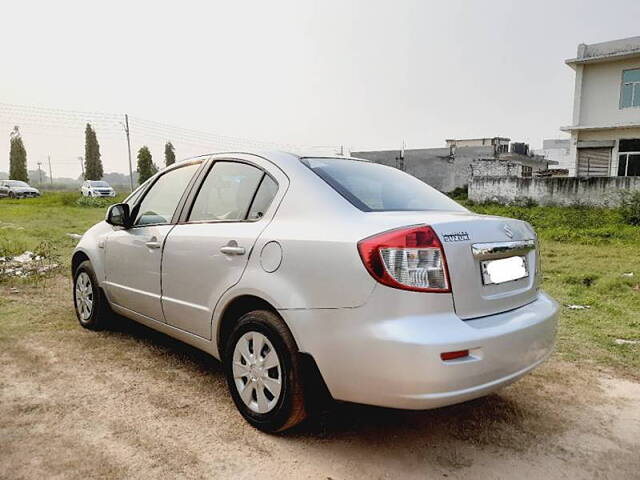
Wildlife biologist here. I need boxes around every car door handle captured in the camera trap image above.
[145,238,162,249]
[220,240,246,255]
[220,246,246,255]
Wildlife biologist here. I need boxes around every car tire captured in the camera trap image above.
[224,310,307,433]
[73,260,111,331]
[8,192,15,199]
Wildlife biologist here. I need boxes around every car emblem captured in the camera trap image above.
[503,224,514,239]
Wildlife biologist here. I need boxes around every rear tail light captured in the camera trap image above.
[358,225,451,292]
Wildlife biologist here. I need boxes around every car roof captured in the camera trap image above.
[172,150,365,172]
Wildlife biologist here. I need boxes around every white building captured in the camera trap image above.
[534,139,573,176]
[562,36,640,177]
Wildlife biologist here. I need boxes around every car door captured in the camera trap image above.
[103,162,201,321]
[161,156,286,339]
[0,181,7,197]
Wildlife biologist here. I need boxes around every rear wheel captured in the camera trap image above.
[224,310,307,432]
[8,192,15,199]
[73,260,111,330]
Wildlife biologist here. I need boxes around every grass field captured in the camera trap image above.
[1,192,639,378]
[0,191,127,259]
[467,202,640,376]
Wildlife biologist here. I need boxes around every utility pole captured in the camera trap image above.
[47,155,53,185]
[37,161,43,184]
[124,114,134,191]
[396,140,406,171]
[79,156,85,179]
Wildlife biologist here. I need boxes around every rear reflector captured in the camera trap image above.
[440,350,469,361]
[358,225,450,292]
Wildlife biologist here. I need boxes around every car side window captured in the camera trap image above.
[134,163,199,226]
[189,161,264,222]
[247,175,278,220]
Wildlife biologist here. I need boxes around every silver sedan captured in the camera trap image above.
[71,152,558,432]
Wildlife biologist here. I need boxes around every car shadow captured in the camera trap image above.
[103,312,567,448]
[105,312,223,374]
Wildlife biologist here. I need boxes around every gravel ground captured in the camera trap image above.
[1,278,639,479]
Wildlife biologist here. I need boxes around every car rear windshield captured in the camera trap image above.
[302,158,467,212]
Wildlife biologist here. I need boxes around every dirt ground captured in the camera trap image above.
[1,278,639,480]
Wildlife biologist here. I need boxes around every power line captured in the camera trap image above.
[0,101,338,153]
[0,101,342,178]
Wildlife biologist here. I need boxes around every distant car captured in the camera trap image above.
[0,180,41,199]
[81,180,116,197]
[72,151,558,433]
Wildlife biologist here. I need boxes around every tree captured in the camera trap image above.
[164,141,176,166]
[9,126,28,182]
[137,146,158,184]
[84,123,104,180]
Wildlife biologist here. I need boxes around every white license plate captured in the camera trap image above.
[481,256,528,285]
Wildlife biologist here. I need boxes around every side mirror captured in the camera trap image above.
[106,203,131,228]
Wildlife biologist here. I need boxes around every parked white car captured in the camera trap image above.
[72,152,558,432]
[81,180,116,197]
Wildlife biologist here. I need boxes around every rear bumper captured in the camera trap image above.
[282,289,558,410]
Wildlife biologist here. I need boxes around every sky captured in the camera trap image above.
[1,0,640,179]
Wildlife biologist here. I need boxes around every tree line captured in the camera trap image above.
[8,124,176,185]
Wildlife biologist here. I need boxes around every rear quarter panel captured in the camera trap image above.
[229,158,379,310]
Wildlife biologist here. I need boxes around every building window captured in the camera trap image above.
[620,69,640,109]
[618,139,640,176]
[521,166,533,177]
[618,154,640,176]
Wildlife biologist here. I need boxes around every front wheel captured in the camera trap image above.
[73,260,111,330]
[224,310,307,432]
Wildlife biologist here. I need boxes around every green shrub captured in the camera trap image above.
[58,192,79,206]
[512,197,538,208]
[75,196,117,208]
[619,191,640,226]
[461,201,640,245]
[447,186,468,201]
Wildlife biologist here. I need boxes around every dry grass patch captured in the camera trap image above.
[1,276,639,478]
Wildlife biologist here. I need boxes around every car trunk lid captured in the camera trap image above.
[432,216,538,319]
[363,211,539,319]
